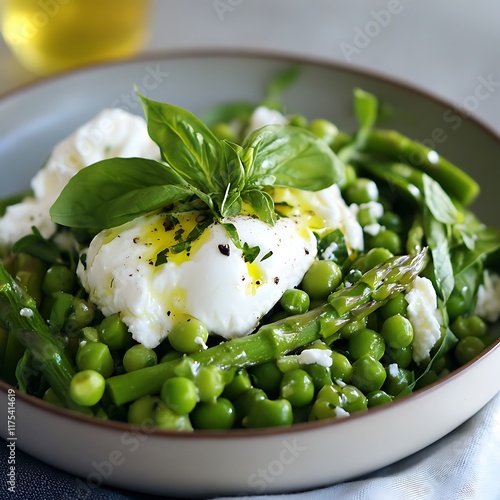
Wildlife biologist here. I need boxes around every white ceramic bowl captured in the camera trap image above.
[0,51,499,498]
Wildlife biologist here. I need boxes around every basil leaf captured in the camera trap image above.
[451,226,500,275]
[243,125,345,191]
[12,227,65,265]
[338,88,378,162]
[139,94,222,192]
[422,174,462,225]
[241,189,277,226]
[50,158,191,229]
[220,189,242,218]
[219,140,246,192]
[424,211,455,302]
[263,66,301,109]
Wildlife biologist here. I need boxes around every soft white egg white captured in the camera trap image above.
[78,213,317,348]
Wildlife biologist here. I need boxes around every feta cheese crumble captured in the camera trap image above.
[0,109,159,246]
[474,270,500,322]
[297,348,333,368]
[405,276,442,363]
[78,213,317,348]
[246,106,288,134]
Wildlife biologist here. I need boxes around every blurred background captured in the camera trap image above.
[1,0,499,133]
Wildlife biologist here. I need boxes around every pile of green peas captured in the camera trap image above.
[21,114,498,430]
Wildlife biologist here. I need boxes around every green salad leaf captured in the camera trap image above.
[51,93,344,232]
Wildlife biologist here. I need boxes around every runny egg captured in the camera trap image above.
[78,213,317,348]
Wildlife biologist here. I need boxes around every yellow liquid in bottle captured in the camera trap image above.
[1,0,151,74]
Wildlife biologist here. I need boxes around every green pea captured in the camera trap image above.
[351,355,387,393]
[379,211,402,234]
[161,377,198,415]
[301,260,343,300]
[233,388,267,422]
[345,178,379,205]
[76,341,114,378]
[338,317,366,339]
[384,345,412,369]
[249,361,282,398]
[339,384,368,413]
[280,289,310,315]
[369,229,401,255]
[309,385,346,420]
[65,297,95,332]
[348,328,385,360]
[43,387,63,407]
[154,402,193,431]
[168,316,209,354]
[330,351,353,382]
[69,370,105,406]
[211,123,238,142]
[80,326,100,343]
[222,369,252,400]
[446,291,469,321]
[196,365,225,403]
[160,350,183,363]
[279,369,315,408]
[288,114,308,128]
[357,205,378,227]
[123,344,158,373]
[362,247,393,273]
[451,315,487,340]
[382,364,413,396]
[42,265,75,295]
[99,314,133,350]
[366,390,393,407]
[243,398,293,428]
[379,293,407,320]
[128,395,158,426]
[191,398,235,430]
[455,336,485,365]
[381,314,414,348]
[308,118,338,145]
[304,364,332,391]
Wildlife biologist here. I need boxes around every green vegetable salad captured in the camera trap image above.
[1,68,499,430]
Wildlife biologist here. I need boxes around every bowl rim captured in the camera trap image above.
[1,47,498,140]
[1,48,499,440]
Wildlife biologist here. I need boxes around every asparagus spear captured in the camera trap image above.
[106,250,427,406]
[0,262,92,415]
[361,129,479,206]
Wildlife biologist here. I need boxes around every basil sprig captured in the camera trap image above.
[50,94,344,230]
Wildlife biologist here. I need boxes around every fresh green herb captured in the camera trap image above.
[50,94,344,234]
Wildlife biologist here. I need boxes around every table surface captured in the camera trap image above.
[0,1,499,499]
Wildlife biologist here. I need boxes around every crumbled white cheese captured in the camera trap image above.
[405,277,442,363]
[387,363,399,377]
[358,201,384,220]
[333,406,350,418]
[19,307,34,317]
[363,223,383,236]
[246,106,288,134]
[0,109,159,246]
[297,348,333,368]
[79,213,317,348]
[474,270,500,322]
[271,184,364,252]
